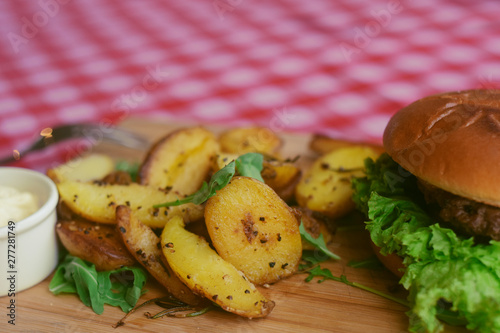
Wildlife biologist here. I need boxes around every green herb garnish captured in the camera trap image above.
[299,244,408,307]
[154,153,264,208]
[234,152,264,182]
[299,221,340,260]
[49,254,147,314]
[304,266,410,307]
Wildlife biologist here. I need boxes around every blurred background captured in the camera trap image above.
[0,0,499,170]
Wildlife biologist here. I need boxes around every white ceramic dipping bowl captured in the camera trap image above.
[0,167,59,296]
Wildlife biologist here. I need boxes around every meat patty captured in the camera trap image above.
[418,180,500,241]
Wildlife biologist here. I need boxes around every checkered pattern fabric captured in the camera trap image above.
[1,0,499,170]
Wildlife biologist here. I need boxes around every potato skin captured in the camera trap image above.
[139,127,219,195]
[161,215,274,318]
[115,206,204,306]
[295,146,381,218]
[205,176,302,285]
[56,219,136,271]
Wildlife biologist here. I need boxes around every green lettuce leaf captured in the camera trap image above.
[352,154,500,333]
[49,254,147,314]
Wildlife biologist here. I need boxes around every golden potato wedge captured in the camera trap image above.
[161,215,275,318]
[47,153,115,183]
[205,176,302,285]
[295,146,381,218]
[261,160,301,202]
[309,134,385,155]
[57,181,203,228]
[218,127,282,156]
[56,219,136,271]
[115,206,204,306]
[139,127,219,195]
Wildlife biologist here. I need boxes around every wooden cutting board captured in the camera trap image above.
[3,118,467,333]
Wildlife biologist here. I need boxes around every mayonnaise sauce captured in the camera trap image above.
[0,185,38,227]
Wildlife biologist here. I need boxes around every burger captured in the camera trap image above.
[352,89,500,333]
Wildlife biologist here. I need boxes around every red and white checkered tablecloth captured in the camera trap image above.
[1,0,499,171]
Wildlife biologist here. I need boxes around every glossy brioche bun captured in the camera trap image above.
[383,89,500,207]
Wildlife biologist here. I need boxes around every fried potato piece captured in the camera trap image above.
[57,181,203,228]
[161,215,275,318]
[205,176,302,285]
[47,153,115,183]
[139,127,219,195]
[218,127,282,156]
[115,206,204,306]
[295,146,381,218]
[261,160,301,202]
[309,134,385,155]
[56,219,136,271]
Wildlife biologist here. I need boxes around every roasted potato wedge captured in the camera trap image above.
[57,181,203,228]
[115,206,204,306]
[218,127,282,156]
[47,153,115,183]
[205,176,302,285]
[309,134,385,155]
[56,219,136,271]
[161,215,275,318]
[139,127,219,195]
[295,146,381,218]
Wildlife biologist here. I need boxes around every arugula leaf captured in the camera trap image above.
[154,153,264,208]
[299,221,340,260]
[303,266,410,307]
[235,152,264,182]
[49,254,147,314]
[300,249,327,267]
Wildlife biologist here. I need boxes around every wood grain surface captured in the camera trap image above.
[2,118,467,333]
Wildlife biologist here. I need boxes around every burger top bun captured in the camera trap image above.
[383,89,500,207]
